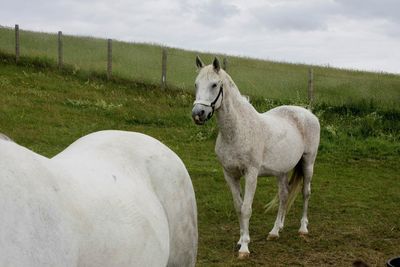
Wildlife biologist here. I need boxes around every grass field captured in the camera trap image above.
[1,25,400,109]
[0,60,399,266]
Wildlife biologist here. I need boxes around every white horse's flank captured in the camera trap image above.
[192,57,320,258]
[0,130,197,266]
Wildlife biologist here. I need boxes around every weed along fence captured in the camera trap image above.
[1,24,399,108]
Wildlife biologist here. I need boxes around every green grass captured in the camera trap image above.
[1,25,399,109]
[0,61,399,266]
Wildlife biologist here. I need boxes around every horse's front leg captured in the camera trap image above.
[223,170,243,247]
[237,167,258,259]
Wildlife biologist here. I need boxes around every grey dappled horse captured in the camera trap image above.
[192,57,320,258]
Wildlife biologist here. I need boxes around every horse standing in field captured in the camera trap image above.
[191,57,320,258]
[0,131,197,267]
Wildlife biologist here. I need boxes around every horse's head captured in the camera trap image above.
[192,56,224,125]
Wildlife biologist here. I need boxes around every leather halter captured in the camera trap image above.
[193,84,224,120]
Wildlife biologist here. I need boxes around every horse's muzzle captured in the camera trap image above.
[192,112,206,125]
[193,116,205,125]
[192,105,211,125]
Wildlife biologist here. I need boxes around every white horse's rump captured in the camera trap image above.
[192,57,320,258]
[0,131,197,267]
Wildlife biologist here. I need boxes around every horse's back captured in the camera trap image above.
[0,134,175,267]
[0,141,81,266]
[54,130,198,267]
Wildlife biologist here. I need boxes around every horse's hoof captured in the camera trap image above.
[298,231,308,237]
[267,234,279,241]
[298,231,310,242]
[238,252,250,259]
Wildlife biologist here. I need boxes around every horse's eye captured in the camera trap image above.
[211,83,217,88]
[195,83,197,89]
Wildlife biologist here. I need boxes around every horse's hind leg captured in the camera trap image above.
[299,153,316,235]
[268,173,289,240]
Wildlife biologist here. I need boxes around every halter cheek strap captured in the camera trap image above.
[193,85,224,120]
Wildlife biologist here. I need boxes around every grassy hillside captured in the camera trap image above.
[0,61,399,266]
[1,25,399,108]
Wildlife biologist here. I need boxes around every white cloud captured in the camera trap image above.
[248,1,336,32]
[0,0,399,73]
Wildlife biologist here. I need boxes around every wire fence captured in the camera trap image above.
[0,24,399,108]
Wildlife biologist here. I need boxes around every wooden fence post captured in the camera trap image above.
[15,24,20,64]
[107,39,112,80]
[58,31,63,70]
[222,57,228,71]
[308,68,314,106]
[161,48,167,90]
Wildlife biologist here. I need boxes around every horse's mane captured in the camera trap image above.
[221,71,251,104]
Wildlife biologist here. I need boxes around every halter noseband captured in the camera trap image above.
[193,83,224,120]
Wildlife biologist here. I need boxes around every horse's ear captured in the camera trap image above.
[196,56,204,69]
[213,57,220,73]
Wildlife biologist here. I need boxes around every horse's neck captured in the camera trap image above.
[216,77,259,141]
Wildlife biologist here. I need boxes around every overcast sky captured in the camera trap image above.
[1,0,399,73]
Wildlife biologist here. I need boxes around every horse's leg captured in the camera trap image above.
[237,167,258,258]
[299,155,316,235]
[268,173,289,240]
[223,170,243,247]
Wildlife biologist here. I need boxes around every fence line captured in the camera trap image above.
[161,47,167,90]
[58,31,63,69]
[14,24,19,63]
[5,24,394,104]
[222,58,228,71]
[308,68,314,106]
[107,39,112,80]
[8,24,314,97]
[228,61,304,75]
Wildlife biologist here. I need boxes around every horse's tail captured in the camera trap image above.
[264,160,303,213]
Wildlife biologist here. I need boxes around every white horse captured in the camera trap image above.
[0,130,197,267]
[191,57,320,258]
